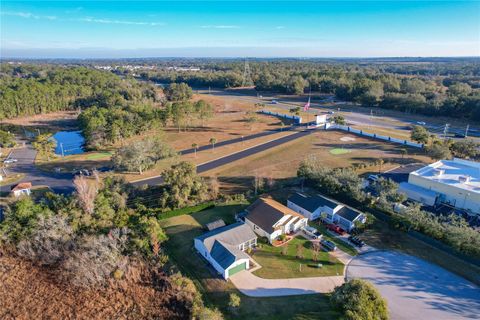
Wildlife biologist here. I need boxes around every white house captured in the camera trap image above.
[194,222,257,280]
[288,193,366,231]
[399,158,480,215]
[287,193,343,221]
[10,182,32,197]
[244,197,308,243]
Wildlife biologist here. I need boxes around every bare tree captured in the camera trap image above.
[73,172,99,215]
[312,242,321,262]
[208,176,220,200]
[17,215,74,266]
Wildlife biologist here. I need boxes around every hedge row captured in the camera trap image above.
[158,202,216,221]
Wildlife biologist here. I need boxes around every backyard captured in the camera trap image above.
[159,204,339,320]
[252,236,344,279]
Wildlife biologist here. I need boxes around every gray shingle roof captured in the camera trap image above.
[336,206,362,222]
[195,222,256,269]
[288,193,339,212]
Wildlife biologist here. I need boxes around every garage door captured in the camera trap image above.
[228,262,246,277]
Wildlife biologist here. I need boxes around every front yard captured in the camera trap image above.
[159,204,339,320]
[252,236,344,279]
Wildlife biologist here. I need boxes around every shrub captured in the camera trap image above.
[17,215,74,266]
[228,293,241,313]
[331,279,389,320]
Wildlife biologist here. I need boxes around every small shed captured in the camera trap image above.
[206,219,226,231]
[11,182,32,197]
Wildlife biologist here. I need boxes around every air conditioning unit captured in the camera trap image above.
[458,175,471,183]
[433,169,445,176]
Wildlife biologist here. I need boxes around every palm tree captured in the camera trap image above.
[209,138,217,151]
[192,143,198,158]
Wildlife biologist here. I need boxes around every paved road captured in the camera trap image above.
[229,270,344,297]
[347,250,480,320]
[200,89,480,139]
[3,125,309,192]
[2,143,74,194]
[131,128,314,187]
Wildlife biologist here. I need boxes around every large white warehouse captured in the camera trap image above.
[399,158,480,215]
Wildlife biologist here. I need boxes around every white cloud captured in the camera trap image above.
[76,17,164,26]
[1,11,57,20]
[200,25,240,29]
[1,11,163,26]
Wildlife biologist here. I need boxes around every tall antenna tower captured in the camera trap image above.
[241,58,254,87]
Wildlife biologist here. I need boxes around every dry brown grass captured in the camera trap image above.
[204,130,431,192]
[0,252,192,320]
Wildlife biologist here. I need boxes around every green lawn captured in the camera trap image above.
[252,237,344,279]
[329,148,351,155]
[312,223,358,256]
[160,204,339,320]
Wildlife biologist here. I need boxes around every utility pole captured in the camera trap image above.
[443,123,450,140]
[465,124,470,138]
[241,58,253,87]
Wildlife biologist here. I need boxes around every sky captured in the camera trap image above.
[1,1,479,58]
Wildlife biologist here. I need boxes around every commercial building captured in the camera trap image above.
[399,158,480,215]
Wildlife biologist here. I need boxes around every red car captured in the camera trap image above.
[326,224,346,235]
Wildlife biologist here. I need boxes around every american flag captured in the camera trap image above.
[303,96,311,111]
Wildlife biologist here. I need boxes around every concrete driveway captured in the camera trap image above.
[229,270,344,297]
[347,251,480,320]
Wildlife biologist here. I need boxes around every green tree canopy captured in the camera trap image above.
[331,279,389,320]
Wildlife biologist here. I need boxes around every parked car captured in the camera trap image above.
[320,239,337,251]
[328,111,335,114]
[326,224,346,235]
[348,236,365,247]
[3,158,18,164]
[416,121,426,125]
[302,226,323,240]
[271,99,278,104]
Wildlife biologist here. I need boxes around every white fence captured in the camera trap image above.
[259,110,302,124]
[327,124,424,149]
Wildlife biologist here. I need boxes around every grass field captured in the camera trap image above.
[160,204,339,320]
[205,130,431,193]
[252,237,344,279]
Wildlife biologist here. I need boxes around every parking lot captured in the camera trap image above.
[347,250,480,320]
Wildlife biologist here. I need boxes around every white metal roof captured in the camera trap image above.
[411,158,480,194]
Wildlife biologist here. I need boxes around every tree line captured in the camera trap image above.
[137,60,480,121]
[0,64,160,119]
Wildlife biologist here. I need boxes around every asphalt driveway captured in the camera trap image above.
[347,251,480,320]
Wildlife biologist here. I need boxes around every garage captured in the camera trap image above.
[228,262,246,277]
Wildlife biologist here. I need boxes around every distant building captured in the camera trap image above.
[244,197,308,243]
[194,222,257,280]
[287,193,366,231]
[399,158,480,215]
[10,182,32,197]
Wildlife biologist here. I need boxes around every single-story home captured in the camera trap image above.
[287,193,343,221]
[287,193,366,232]
[244,197,308,243]
[194,222,257,280]
[10,182,32,197]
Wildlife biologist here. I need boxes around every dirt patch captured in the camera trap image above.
[1,111,79,133]
[0,252,192,320]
